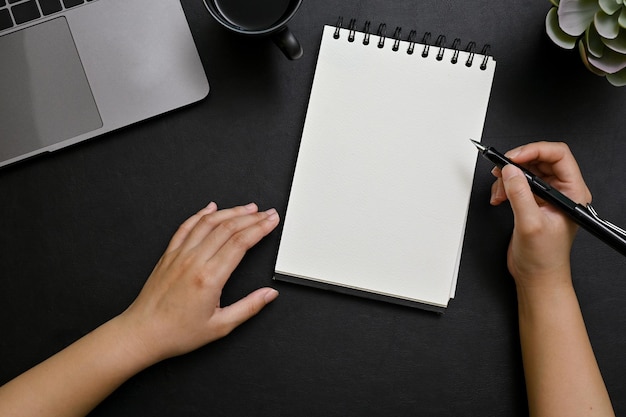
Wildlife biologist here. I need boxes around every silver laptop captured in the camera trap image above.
[0,0,209,168]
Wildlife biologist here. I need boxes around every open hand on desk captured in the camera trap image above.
[119,202,280,364]
[0,202,280,417]
[488,142,592,288]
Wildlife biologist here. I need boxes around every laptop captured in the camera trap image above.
[0,0,210,168]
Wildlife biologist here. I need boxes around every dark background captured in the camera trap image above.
[2,0,626,416]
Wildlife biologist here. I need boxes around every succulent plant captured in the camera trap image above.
[546,0,626,86]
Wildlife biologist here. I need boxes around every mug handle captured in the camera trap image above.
[272,26,303,60]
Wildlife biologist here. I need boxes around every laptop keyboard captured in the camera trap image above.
[0,0,96,33]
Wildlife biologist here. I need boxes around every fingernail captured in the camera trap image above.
[265,209,279,223]
[264,288,279,303]
[490,188,499,205]
[501,164,521,179]
[245,203,257,212]
[505,149,521,160]
[202,201,217,212]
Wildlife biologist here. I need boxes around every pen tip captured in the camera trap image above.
[469,139,486,151]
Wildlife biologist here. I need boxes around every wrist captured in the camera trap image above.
[508,250,573,291]
[106,312,166,372]
[515,276,576,317]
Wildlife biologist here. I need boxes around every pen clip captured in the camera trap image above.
[586,204,626,238]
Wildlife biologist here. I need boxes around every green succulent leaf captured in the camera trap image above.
[549,0,626,85]
[599,0,622,14]
[602,28,626,52]
[547,7,579,49]
[606,66,626,85]
[587,22,606,56]
[558,0,600,36]
[620,7,626,27]
[595,9,621,38]
[586,41,626,72]
[579,41,608,74]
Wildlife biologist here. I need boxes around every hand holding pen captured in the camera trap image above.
[476,141,615,417]
[473,140,626,260]
[481,141,592,285]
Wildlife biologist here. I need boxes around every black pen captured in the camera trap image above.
[471,139,626,257]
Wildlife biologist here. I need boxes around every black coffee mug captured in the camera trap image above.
[203,0,304,60]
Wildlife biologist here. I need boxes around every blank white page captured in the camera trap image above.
[275,25,495,309]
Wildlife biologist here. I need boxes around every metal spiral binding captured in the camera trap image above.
[348,18,356,42]
[464,41,476,67]
[450,38,461,64]
[435,35,446,61]
[376,23,386,48]
[407,30,417,55]
[479,45,491,70]
[333,17,342,39]
[332,16,492,70]
[392,27,402,51]
[362,21,371,45]
[421,32,431,57]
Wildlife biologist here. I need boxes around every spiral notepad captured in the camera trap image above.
[275,19,496,312]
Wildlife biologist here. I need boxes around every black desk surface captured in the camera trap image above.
[2,1,626,416]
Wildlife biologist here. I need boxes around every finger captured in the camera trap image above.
[210,287,279,340]
[501,165,543,233]
[204,209,280,288]
[165,202,218,253]
[505,142,591,204]
[490,177,507,206]
[504,141,569,164]
[179,203,260,252]
[195,209,279,262]
[505,142,581,182]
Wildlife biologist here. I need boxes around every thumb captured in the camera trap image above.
[213,288,279,337]
[501,165,541,229]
